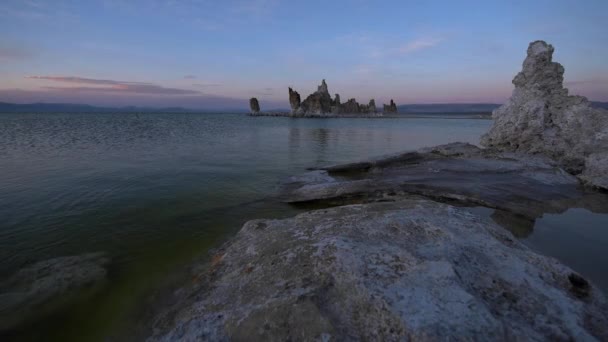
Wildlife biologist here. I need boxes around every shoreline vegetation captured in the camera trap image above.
[2,40,607,340]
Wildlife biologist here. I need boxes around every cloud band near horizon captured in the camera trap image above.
[25,76,201,95]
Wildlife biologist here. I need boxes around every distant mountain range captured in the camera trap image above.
[0,102,242,114]
[1,101,607,114]
[397,102,608,113]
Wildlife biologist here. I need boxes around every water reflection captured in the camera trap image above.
[0,113,497,340]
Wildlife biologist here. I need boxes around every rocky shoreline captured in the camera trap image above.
[2,40,607,340]
[145,41,608,340]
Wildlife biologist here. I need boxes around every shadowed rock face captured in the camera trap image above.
[288,87,301,114]
[148,200,608,341]
[300,79,333,115]
[481,40,608,189]
[384,99,398,113]
[249,98,260,114]
[368,99,377,113]
[341,98,360,113]
[333,93,341,106]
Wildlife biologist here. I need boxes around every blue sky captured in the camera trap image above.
[1,0,607,109]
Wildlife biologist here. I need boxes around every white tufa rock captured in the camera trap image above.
[147,201,608,341]
[481,40,608,189]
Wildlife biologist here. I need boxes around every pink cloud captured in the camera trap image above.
[26,75,200,95]
[25,75,151,86]
[0,88,282,109]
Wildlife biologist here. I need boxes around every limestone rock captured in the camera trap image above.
[287,80,383,117]
[148,201,608,341]
[0,253,110,331]
[481,40,608,189]
[248,97,260,114]
[300,79,333,115]
[384,99,398,113]
[368,99,377,113]
[317,79,328,94]
[333,93,341,106]
[288,87,301,114]
[342,98,360,113]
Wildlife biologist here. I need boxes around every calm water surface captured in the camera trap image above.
[0,113,606,340]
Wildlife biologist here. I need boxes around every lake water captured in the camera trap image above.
[1,113,606,340]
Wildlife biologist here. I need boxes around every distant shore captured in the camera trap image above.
[248,112,492,119]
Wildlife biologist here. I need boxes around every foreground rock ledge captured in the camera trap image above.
[280,142,608,234]
[148,201,607,341]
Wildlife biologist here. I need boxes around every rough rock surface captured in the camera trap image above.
[288,87,301,114]
[148,200,608,341]
[481,41,608,189]
[281,143,608,231]
[333,93,341,106]
[249,97,260,114]
[384,99,398,113]
[342,98,360,114]
[368,99,377,113]
[298,79,333,115]
[0,253,110,331]
[288,80,383,117]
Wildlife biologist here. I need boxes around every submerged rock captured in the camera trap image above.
[481,40,608,189]
[248,97,260,114]
[148,200,608,341]
[0,252,110,331]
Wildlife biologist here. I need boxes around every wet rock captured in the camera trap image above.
[280,142,608,221]
[0,253,110,331]
[384,99,398,113]
[148,201,608,341]
[481,41,608,189]
[248,98,260,114]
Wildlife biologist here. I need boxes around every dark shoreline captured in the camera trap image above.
[248,112,492,119]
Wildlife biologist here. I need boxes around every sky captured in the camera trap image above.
[1,0,607,109]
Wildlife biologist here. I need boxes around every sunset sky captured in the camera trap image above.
[1,0,607,109]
